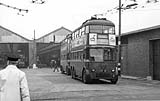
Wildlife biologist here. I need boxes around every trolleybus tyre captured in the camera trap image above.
[111,76,118,84]
[61,70,65,74]
[60,66,65,74]
[66,66,70,75]
[68,67,71,75]
[61,70,64,74]
[82,70,92,84]
[71,67,76,79]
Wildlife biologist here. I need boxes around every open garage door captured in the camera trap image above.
[0,43,29,68]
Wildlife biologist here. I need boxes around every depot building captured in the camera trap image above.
[0,26,71,69]
[120,25,160,81]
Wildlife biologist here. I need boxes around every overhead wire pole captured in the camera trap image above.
[118,0,122,76]
[33,29,37,68]
[92,0,160,75]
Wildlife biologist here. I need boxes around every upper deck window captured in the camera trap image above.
[103,26,115,34]
[89,25,115,34]
[90,25,103,33]
[85,26,89,33]
[81,27,85,35]
[72,32,75,40]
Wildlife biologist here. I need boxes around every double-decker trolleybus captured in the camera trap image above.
[60,34,72,75]
[60,17,118,84]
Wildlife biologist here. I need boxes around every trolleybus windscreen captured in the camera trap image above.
[89,48,115,62]
[90,49,103,62]
[104,48,115,61]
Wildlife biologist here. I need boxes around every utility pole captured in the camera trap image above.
[118,0,122,75]
[33,29,37,68]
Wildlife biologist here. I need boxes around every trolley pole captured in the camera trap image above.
[118,0,122,76]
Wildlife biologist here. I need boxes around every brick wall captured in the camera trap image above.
[121,28,160,78]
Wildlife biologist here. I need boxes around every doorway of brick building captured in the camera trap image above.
[151,39,160,80]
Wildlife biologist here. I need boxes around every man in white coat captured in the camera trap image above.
[0,54,30,101]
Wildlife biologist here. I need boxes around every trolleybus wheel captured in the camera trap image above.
[66,66,69,75]
[66,66,71,75]
[60,66,65,74]
[82,70,91,84]
[71,67,76,79]
[111,76,118,84]
[61,70,65,74]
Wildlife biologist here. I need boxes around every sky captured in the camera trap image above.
[0,0,160,40]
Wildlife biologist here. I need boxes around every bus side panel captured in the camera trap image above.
[70,61,85,77]
[61,60,68,72]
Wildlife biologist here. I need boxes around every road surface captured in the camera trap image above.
[22,68,160,101]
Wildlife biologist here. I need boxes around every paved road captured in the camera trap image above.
[22,68,160,101]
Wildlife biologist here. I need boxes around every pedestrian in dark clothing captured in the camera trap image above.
[50,60,54,69]
[52,60,59,72]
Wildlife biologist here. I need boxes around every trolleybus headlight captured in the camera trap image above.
[111,69,115,72]
[118,67,121,71]
[91,69,96,72]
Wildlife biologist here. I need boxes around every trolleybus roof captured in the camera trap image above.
[82,18,115,26]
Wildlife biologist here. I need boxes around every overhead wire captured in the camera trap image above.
[93,0,160,17]
[0,2,28,12]
[0,0,46,16]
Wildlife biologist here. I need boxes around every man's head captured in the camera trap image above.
[7,54,19,65]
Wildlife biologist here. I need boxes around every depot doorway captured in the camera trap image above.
[150,39,160,80]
